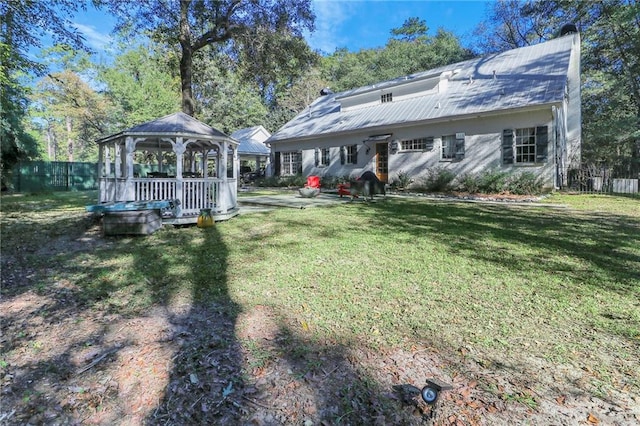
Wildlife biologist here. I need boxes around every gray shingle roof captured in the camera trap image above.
[269,34,576,143]
[231,126,271,155]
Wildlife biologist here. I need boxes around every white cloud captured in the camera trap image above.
[306,0,360,54]
[74,23,113,52]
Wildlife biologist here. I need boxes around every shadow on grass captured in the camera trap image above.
[361,198,640,296]
[3,193,638,424]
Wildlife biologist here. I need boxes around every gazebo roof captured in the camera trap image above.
[97,112,237,146]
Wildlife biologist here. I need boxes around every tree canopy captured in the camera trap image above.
[98,0,316,116]
[1,0,94,187]
[475,0,640,173]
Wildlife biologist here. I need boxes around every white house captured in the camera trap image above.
[267,29,581,190]
[231,125,271,177]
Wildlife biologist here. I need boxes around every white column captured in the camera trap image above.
[174,137,185,178]
[115,144,122,178]
[173,137,185,206]
[124,137,136,200]
[104,145,111,176]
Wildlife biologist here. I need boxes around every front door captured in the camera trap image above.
[376,143,389,183]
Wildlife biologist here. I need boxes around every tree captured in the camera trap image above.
[1,0,93,187]
[99,0,315,117]
[470,0,560,53]
[98,43,181,128]
[320,19,472,92]
[191,48,269,134]
[474,0,640,174]
[391,17,429,42]
[32,69,111,161]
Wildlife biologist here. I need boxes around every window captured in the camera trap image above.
[314,147,330,167]
[400,137,434,151]
[281,151,301,176]
[441,135,456,160]
[381,93,393,103]
[503,127,548,164]
[515,128,537,163]
[340,145,358,165]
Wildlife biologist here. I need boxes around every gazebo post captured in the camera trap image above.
[174,137,185,204]
[125,136,135,200]
[94,112,239,223]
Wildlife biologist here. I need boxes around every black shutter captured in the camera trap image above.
[340,146,345,165]
[352,145,358,164]
[297,151,303,174]
[314,148,319,167]
[502,129,514,164]
[455,134,465,160]
[536,126,548,163]
[425,137,434,151]
[274,152,281,176]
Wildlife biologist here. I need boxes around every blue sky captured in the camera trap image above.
[69,0,491,56]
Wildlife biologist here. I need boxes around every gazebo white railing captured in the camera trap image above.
[95,112,240,223]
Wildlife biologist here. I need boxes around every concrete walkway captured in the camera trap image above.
[237,190,567,215]
[238,192,352,212]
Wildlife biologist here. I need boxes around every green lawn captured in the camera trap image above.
[1,190,639,419]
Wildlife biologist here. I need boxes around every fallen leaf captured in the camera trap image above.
[190,373,199,385]
[222,382,233,398]
[587,413,599,424]
[556,395,566,405]
[467,400,482,409]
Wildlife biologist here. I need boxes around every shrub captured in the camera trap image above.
[477,169,510,193]
[392,171,412,189]
[506,172,543,195]
[456,172,480,193]
[255,175,306,188]
[417,167,456,192]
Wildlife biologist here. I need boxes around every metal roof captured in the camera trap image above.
[231,125,271,155]
[269,34,577,143]
[97,112,233,144]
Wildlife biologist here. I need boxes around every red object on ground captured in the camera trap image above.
[305,175,321,189]
[337,183,357,198]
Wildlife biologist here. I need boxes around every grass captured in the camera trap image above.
[2,190,639,400]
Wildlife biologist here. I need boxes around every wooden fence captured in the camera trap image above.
[567,167,639,194]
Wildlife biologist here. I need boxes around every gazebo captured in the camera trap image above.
[94,112,239,224]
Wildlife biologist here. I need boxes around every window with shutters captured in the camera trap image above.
[314,148,330,167]
[515,128,536,163]
[281,151,302,176]
[341,145,358,165]
[400,137,434,151]
[441,135,456,160]
[503,127,548,164]
[441,134,465,161]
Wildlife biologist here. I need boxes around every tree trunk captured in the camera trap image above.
[179,0,195,116]
[47,123,56,160]
[66,116,74,162]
